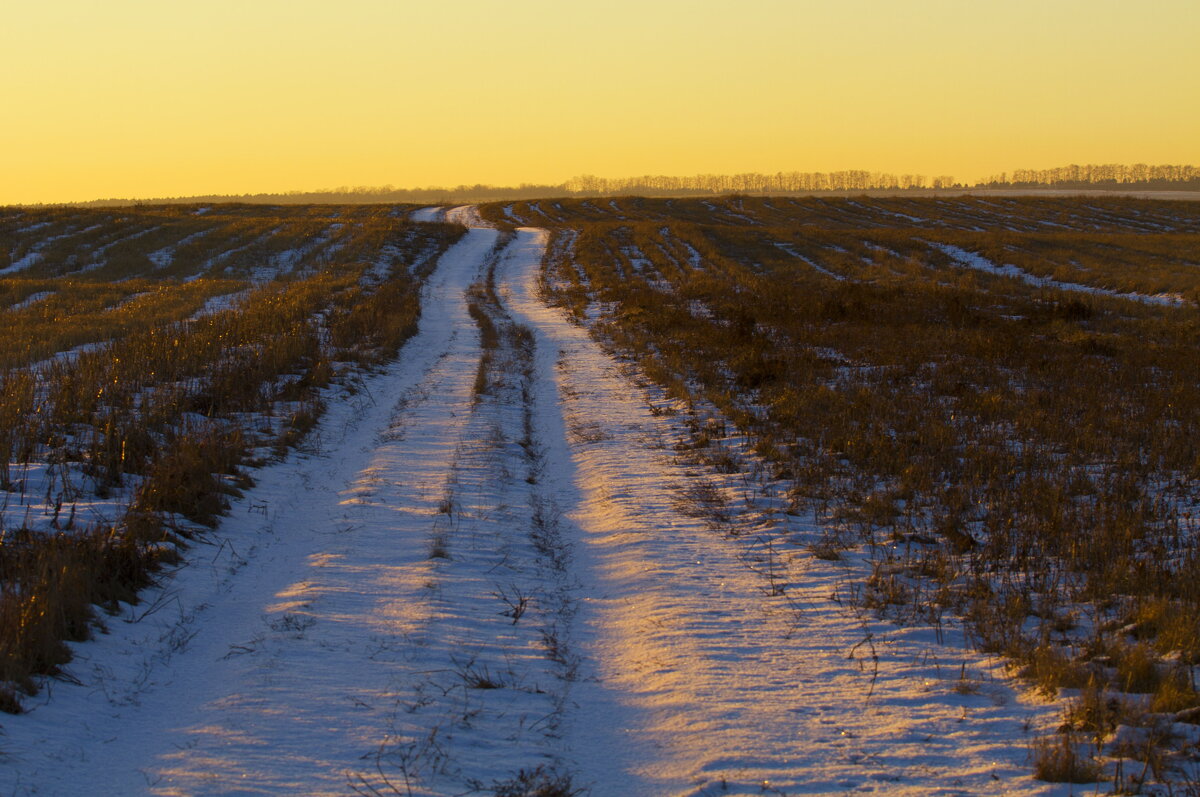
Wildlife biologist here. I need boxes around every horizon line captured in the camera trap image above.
[9,163,1199,208]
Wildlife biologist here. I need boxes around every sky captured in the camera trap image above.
[2,0,1197,204]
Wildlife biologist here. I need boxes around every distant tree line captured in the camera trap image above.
[562,171,955,194]
[36,163,1199,207]
[71,184,567,208]
[565,164,1198,195]
[981,163,1200,190]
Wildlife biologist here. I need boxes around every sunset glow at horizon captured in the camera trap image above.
[3,0,1197,205]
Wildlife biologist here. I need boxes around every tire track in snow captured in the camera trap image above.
[135,229,506,795]
[501,228,820,794]
[353,235,590,795]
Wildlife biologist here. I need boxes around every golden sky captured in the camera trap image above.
[3,0,1197,204]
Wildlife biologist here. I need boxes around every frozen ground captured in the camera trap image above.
[1,213,1075,795]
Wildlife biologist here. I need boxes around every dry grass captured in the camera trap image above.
[1032,731,1103,784]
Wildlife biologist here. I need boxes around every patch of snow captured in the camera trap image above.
[2,225,101,276]
[1,251,43,275]
[620,244,653,275]
[6,291,53,312]
[444,205,491,228]
[931,243,1192,307]
[27,340,109,373]
[204,228,280,276]
[774,242,846,281]
[657,226,705,271]
[409,206,443,223]
[66,226,164,276]
[525,202,554,222]
[187,290,252,320]
[147,229,213,270]
[878,208,925,224]
[0,461,139,536]
[13,221,52,235]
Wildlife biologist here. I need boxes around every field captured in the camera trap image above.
[0,204,464,709]
[482,195,1200,789]
[1,197,1198,794]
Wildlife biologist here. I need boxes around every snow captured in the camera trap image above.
[501,204,523,224]
[69,226,163,275]
[931,243,1192,307]
[445,205,492,228]
[410,207,444,223]
[719,206,760,226]
[234,224,345,283]
[13,221,52,235]
[878,207,926,224]
[1,251,43,275]
[0,212,1077,795]
[201,229,283,280]
[1,228,95,276]
[0,461,137,535]
[146,248,172,269]
[186,289,252,320]
[6,291,53,312]
[147,230,212,271]
[656,226,704,272]
[620,243,654,275]
[27,340,110,373]
[773,242,846,281]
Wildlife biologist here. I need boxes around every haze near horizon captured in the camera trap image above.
[3,0,1197,205]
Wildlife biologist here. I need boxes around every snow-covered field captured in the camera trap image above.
[1,214,1077,795]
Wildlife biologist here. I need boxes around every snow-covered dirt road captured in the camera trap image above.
[1,212,1065,796]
